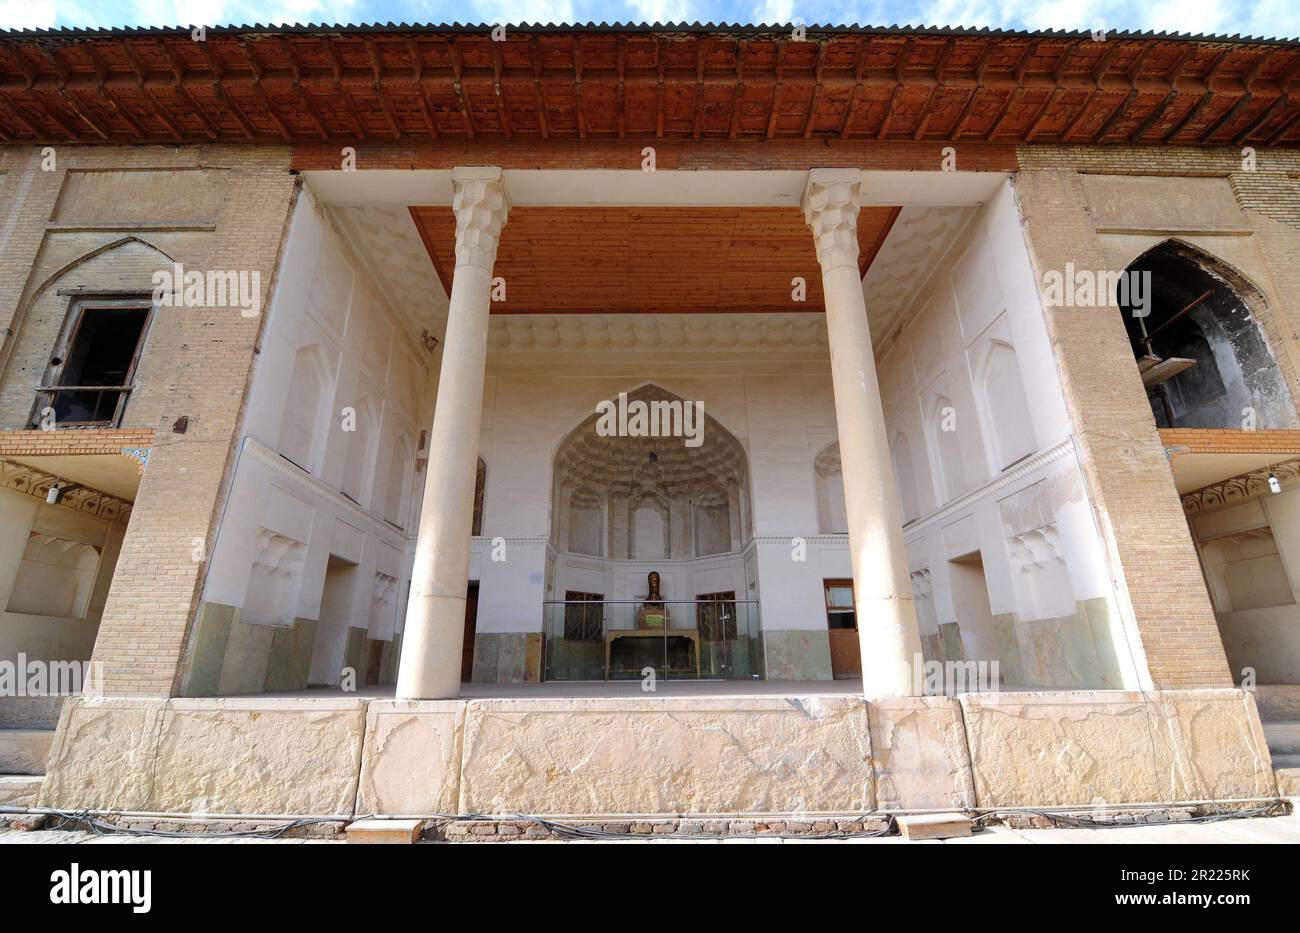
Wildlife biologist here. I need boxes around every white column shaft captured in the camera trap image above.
[803,169,923,697]
[397,167,509,700]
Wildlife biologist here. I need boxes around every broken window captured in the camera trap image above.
[32,298,152,428]
[1119,242,1296,430]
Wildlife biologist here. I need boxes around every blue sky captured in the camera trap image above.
[2,0,1297,41]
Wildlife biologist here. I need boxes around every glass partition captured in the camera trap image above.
[542,599,762,682]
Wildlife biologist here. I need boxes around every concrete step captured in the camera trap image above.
[0,774,44,808]
[1264,720,1300,755]
[0,729,54,775]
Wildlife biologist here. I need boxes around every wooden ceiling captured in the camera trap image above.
[1,25,1299,145]
[411,204,899,314]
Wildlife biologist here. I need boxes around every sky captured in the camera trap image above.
[1,0,1298,42]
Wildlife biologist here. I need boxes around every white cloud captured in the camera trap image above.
[752,0,796,24]
[0,0,57,29]
[628,0,694,25]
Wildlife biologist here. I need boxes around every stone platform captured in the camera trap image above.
[29,687,1280,819]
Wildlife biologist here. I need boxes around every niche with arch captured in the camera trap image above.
[549,384,751,560]
[278,345,334,473]
[973,338,1036,470]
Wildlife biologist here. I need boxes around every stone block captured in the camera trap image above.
[146,697,367,816]
[356,700,467,816]
[0,728,54,774]
[39,697,167,812]
[218,619,275,695]
[1144,688,1278,801]
[960,688,1279,807]
[0,774,43,807]
[458,695,873,816]
[867,696,975,810]
[345,818,422,844]
[896,812,972,840]
[961,690,1162,807]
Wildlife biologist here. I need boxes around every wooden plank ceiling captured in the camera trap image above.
[411,204,899,314]
[1,25,1299,145]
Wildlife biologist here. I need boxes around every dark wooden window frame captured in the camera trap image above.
[31,295,154,429]
[823,579,858,631]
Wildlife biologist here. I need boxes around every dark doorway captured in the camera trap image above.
[461,582,479,682]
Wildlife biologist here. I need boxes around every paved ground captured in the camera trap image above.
[3,808,1299,843]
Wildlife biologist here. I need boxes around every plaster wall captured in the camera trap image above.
[1189,489,1300,684]
[0,487,122,668]
[186,188,430,695]
[878,183,1140,689]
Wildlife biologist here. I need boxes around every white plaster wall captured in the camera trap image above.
[878,182,1142,688]
[202,187,429,666]
[0,488,119,666]
[470,364,850,640]
[1192,490,1300,684]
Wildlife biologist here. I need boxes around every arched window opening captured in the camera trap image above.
[1119,242,1296,429]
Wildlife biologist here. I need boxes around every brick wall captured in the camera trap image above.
[0,144,299,696]
[1008,144,1300,689]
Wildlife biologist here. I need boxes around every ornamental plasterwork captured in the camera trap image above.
[1181,458,1300,514]
[0,458,133,523]
[486,312,829,353]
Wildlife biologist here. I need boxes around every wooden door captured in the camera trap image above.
[461,582,479,682]
[824,580,862,679]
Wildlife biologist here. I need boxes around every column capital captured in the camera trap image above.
[801,168,862,271]
[451,165,511,271]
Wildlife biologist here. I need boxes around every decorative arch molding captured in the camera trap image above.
[26,235,180,306]
[549,382,752,561]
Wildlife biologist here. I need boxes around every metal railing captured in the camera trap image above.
[542,598,762,682]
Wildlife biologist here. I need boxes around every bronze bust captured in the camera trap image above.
[638,570,668,628]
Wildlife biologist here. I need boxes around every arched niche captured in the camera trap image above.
[341,397,377,504]
[278,344,333,473]
[549,383,751,560]
[926,393,966,503]
[814,442,848,534]
[973,338,1036,470]
[1119,240,1297,429]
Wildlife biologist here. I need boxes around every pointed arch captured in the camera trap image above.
[972,337,1036,470]
[278,344,333,473]
[549,383,752,560]
[1119,239,1296,429]
[341,396,378,504]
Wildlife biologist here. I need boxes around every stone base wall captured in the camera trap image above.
[30,687,1280,819]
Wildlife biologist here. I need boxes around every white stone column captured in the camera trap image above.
[802,169,923,697]
[397,166,509,700]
